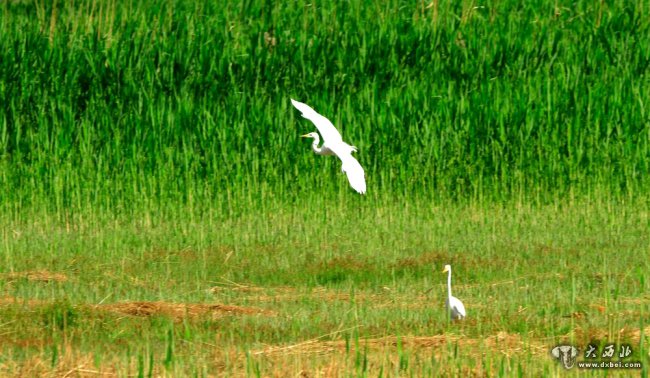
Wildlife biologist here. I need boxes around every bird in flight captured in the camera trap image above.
[291,99,366,195]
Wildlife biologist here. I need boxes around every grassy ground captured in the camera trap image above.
[1,0,650,376]
[2,198,649,376]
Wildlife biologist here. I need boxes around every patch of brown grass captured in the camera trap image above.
[234,286,390,304]
[0,295,275,322]
[391,250,449,269]
[253,331,546,357]
[0,337,51,349]
[97,301,275,321]
[0,350,132,377]
[210,283,296,294]
[1,270,68,283]
[629,325,650,342]
[571,325,650,345]
[142,247,200,262]
[0,296,50,307]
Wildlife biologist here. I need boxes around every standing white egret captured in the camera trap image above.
[291,99,366,195]
[442,264,466,320]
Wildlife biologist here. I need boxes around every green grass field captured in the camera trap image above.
[1,0,649,376]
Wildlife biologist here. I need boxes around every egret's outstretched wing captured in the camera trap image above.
[291,99,343,144]
[337,152,366,194]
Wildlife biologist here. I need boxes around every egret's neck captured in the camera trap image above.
[311,137,324,155]
[447,270,453,298]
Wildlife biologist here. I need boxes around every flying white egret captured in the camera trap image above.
[291,99,366,195]
[442,264,466,320]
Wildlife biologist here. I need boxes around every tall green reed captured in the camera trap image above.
[0,0,648,219]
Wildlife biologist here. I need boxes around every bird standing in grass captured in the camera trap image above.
[291,99,366,195]
[442,264,466,320]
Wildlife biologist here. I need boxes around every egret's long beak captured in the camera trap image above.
[442,266,449,273]
[300,133,311,138]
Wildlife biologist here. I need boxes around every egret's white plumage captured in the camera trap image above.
[291,99,366,194]
[442,264,466,320]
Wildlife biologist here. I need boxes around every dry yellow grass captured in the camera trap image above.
[1,270,68,283]
[98,301,275,320]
